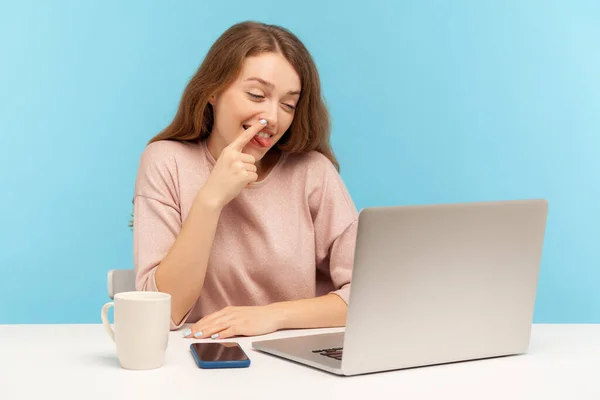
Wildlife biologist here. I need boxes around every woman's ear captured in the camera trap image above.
[209,94,217,106]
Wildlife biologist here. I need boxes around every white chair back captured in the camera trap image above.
[107,269,136,299]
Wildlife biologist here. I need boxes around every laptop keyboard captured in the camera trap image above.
[312,347,343,360]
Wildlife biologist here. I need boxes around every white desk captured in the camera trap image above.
[1,324,599,399]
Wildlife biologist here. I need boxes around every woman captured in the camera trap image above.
[133,21,358,340]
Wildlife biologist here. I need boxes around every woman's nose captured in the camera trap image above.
[259,109,277,130]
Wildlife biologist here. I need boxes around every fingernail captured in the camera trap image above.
[259,119,267,125]
[182,329,192,337]
[211,333,219,339]
[194,331,203,338]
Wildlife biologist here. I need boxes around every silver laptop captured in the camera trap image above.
[252,199,548,376]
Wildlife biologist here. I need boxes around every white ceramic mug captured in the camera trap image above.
[101,291,171,370]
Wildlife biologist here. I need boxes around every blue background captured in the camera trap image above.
[1,0,598,324]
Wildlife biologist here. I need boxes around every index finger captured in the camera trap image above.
[229,119,267,151]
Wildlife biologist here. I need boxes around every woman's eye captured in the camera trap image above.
[247,92,264,99]
[283,103,296,111]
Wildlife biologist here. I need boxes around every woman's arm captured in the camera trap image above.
[269,293,347,329]
[133,142,224,328]
[153,193,222,326]
[182,293,347,340]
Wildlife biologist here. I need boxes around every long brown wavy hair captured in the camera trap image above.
[148,21,339,171]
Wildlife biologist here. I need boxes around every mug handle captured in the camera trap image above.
[101,302,115,342]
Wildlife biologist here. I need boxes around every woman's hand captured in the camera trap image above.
[183,305,283,339]
[196,119,266,209]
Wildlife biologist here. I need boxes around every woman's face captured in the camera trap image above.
[208,52,301,162]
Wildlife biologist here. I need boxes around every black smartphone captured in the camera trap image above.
[190,342,251,369]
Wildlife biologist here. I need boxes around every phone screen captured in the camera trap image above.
[191,342,249,362]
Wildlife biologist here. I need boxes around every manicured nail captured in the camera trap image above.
[194,331,203,338]
[259,119,267,125]
[182,329,192,337]
[211,333,219,339]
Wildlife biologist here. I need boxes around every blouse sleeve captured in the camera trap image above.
[132,142,192,330]
[309,154,359,304]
